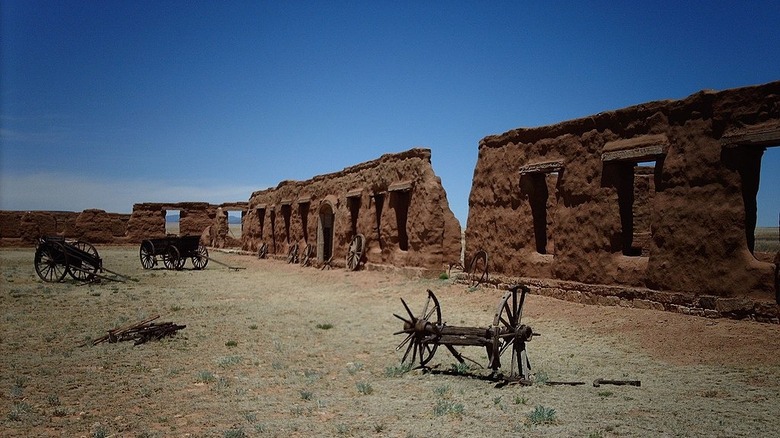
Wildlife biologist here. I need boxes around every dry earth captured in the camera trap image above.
[2,246,780,437]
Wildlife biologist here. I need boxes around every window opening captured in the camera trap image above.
[165,209,180,235]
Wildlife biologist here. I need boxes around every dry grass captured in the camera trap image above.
[2,247,780,437]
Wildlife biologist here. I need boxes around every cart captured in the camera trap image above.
[34,236,129,283]
[138,235,208,270]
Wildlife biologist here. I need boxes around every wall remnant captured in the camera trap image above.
[466,81,779,307]
[238,148,461,272]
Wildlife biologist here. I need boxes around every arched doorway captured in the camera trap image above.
[317,202,335,263]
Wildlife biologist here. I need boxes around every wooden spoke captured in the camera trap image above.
[34,242,68,283]
[139,240,156,269]
[69,241,100,281]
[191,244,209,270]
[468,250,488,287]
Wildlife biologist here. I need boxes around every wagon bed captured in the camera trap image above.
[139,235,208,270]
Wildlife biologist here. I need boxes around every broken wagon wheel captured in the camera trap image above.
[286,243,299,264]
[163,246,184,270]
[257,242,268,259]
[489,285,532,379]
[346,233,365,271]
[300,243,313,267]
[34,241,69,283]
[139,240,156,269]
[468,250,488,287]
[69,240,100,282]
[393,289,442,369]
[191,244,209,270]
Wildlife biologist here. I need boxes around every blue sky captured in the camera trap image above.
[1,1,778,227]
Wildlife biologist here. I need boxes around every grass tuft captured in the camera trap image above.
[527,405,557,425]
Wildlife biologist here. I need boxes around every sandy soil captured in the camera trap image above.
[2,246,780,437]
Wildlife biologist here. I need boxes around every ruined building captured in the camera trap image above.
[236,148,462,271]
[466,81,779,314]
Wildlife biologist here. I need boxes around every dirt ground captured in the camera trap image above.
[2,246,780,437]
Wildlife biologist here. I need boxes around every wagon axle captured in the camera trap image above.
[394,284,536,379]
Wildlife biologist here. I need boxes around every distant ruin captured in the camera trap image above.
[466,80,779,319]
[237,148,462,271]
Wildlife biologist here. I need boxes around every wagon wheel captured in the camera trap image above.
[468,250,488,287]
[489,285,532,378]
[139,240,156,269]
[287,243,299,264]
[191,245,209,270]
[393,289,442,368]
[346,233,365,271]
[257,242,268,259]
[34,242,69,283]
[164,246,184,270]
[67,241,100,281]
[300,243,313,267]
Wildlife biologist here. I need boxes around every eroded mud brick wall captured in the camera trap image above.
[239,148,461,271]
[466,81,779,298]
[127,202,217,242]
[0,210,129,245]
[205,202,248,248]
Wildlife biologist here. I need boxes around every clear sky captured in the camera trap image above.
[1,1,779,227]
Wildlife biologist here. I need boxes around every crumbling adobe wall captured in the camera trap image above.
[239,148,461,271]
[466,81,779,299]
[126,202,218,243]
[0,210,131,245]
[205,203,247,248]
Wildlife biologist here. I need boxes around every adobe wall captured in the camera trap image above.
[0,210,129,246]
[126,202,218,242]
[236,148,461,272]
[466,81,779,301]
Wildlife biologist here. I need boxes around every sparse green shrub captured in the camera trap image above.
[196,370,216,383]
[356,381,373,395]
[439,272,449,280]
[225,340,238,347]
[8,402,31,421]
[217,355,242,367]
[336,423,350,434]
[248,324,258,330]
[433,384,450,397]
[514,395,527,405]
[385,362,412,377]
[433,399,464,417]
[346,362,364,375]
[598,390,613,398]
[450,362,470,374]
[300,390,313,400]
[223,427,246,438]
[534,370,549,384]
[527,405,557,425]
[316,323,334,330]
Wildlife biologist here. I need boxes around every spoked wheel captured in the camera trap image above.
[139,240,156,269]
[69,241,100,281]
[468,250,488,287]
[34,242,68,283]
[346,234,365,271]
[300,243,312,267]
[287,244,298,264]
[257,242,268,259]
[164,246,184,270]
[489,285,533,378]
[191,245,209,270]
[393,289,442,369]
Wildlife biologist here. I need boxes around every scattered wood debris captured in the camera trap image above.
[88,315,186,346]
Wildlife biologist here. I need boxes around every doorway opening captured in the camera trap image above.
[317,202,335,263]
[226,210,243,239]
